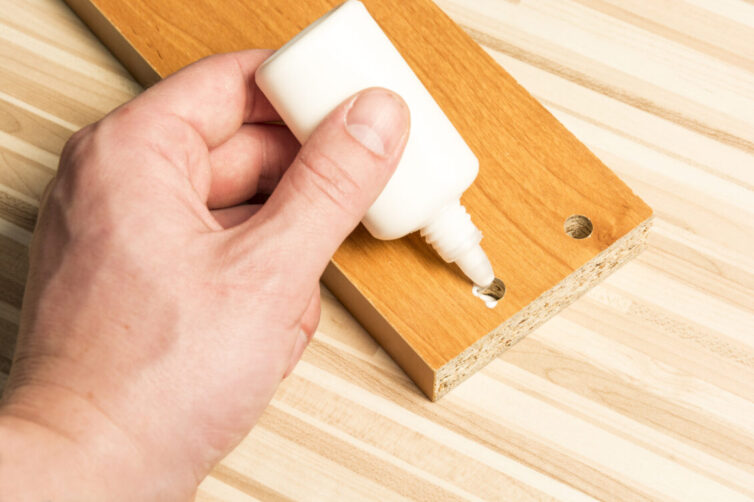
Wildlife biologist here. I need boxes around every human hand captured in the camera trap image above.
[0,50,409,500]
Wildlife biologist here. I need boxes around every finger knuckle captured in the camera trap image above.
[58,124,94,172]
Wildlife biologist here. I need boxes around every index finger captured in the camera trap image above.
[125,50,280,147]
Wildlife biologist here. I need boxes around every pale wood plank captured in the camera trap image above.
[1,0,752,499]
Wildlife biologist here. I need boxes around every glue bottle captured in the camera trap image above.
[255,0,495,287]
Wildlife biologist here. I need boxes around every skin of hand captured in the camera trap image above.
[0,50,409,500]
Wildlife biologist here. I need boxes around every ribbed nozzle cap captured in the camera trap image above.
[420,200,495,286]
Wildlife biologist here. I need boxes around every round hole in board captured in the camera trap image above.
[472,277,506,308]
[564,214,593,239]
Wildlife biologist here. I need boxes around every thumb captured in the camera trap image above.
[249,88,410,282]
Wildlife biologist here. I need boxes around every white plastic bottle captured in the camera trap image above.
[256,0,495,287]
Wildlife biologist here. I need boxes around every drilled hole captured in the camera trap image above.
[564,214,593,239]
[473,277,506,308]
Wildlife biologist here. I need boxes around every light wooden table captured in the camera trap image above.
[1,0,753,500]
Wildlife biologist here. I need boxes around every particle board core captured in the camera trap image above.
[63,0,653,400]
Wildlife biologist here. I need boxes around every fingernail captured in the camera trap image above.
[284,330,310,379]
[345,89,409,157]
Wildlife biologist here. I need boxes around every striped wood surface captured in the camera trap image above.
[1,0,753,500]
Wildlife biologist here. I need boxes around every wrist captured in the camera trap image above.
[0,412,91,501]
[0,383,196,501]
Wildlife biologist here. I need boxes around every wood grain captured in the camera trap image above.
[1,0,753,499]
[61,0,652,399]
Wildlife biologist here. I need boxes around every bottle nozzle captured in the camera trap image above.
[454,243,495,287]
[420,200,495,286]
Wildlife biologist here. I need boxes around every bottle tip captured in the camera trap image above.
[454,244,494,287]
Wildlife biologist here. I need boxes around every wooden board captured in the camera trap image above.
[2,0,754,499]
[61,0,653,400]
